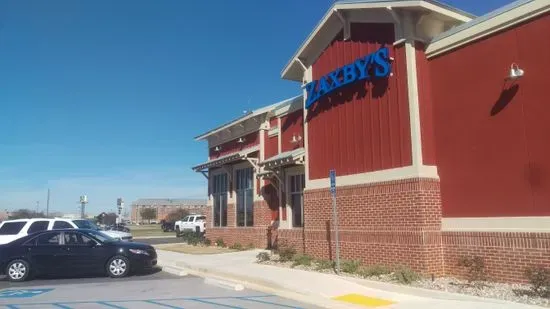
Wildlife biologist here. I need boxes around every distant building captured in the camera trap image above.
[0,210,8,222]
[131,198,207,223]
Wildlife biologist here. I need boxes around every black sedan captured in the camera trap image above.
[0,228,157,282]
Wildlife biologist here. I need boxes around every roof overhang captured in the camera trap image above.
[192,146,259,172]
[281,0,475,82]
[259,148,306,169]
[194,95,303,141]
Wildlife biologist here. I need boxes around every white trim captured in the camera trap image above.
[283,166,306,229]
[307,165,438,190]
[426,1,550,58]
[268,127,279,137]
[442,217,550,233]
[403,12,424,168]
[303,67,312,187]
[274,98,302,117]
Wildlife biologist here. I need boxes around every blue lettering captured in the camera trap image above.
[305,47,392,109]
[373,47,391,77]
[328,68,343,88]
[342,64,357,85]
[305,81,318,109]
[317,76,332,96]
[355,54,373,80]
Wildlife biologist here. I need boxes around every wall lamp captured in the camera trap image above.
[291,134,302,144]
[506,63,525,81]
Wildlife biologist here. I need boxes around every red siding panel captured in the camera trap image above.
[264,132,279,159]
[308,23,412,180]
[415,41,436,165]
[281,110,304,152]
[430,13,550,217]
[209,131,259,159]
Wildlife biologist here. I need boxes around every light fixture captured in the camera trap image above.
[291,134,302,144]
[214,146,222,152]
[507,63,524,80]
[237,137,245,143]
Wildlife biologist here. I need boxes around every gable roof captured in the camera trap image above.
[281,0,474,81]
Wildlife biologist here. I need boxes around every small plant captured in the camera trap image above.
[525,265,550,297]
[247,243,255,249]
[215,238,226,247]
[358,264,391,278]
[203,238,212,246]
[458,256,487,284]
[315,259,335,271]
[256,251,271,263]
[393,266,421,284]
[292,254,313,267]
[229,242,243,250]
[276,241,297,262]
[341,259,362,274]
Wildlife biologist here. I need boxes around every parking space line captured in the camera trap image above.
[143,300,183,309]
[53,304,73,309]
[189,298,243,308]
[238,297,304,308]
[96,301,128,309]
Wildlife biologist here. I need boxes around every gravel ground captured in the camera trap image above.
[259,256,550,308]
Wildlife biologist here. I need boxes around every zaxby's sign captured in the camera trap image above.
[305,47,392,109]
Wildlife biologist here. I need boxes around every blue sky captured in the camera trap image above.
[0,0,513,214]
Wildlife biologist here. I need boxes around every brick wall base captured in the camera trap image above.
[443,231,550,283]
[202,178,550,283]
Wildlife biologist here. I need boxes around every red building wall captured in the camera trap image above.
[308,23,412,180]
[209,131,259,159]
[415,42,437,166]
[430,13,550,218]
[280,110,304,152]
[265,118,279,159]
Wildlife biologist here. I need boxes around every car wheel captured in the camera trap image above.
[106,256,130,278]
[175,226,180,236]
[6,259,31,282]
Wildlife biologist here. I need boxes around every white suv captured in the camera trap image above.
[0,218,133,245]
[174,214,206,235]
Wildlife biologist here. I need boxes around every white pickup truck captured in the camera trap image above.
[174,214,206,235]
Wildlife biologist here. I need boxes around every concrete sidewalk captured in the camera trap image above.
[156,249,541,309]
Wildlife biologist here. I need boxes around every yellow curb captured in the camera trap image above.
[332,293,395,307]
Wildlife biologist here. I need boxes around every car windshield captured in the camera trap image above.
[72,220,101,231]
[84,230,118,243]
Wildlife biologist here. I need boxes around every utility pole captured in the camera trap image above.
[46,189,50,217]
[35,201,39,213]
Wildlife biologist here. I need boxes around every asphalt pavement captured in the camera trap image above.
[0,269,320,308]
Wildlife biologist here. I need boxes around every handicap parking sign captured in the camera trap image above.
[0,288,54,298]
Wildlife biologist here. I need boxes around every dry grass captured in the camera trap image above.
[154,243,237,255]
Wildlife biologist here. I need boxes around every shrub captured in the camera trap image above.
[525,265,550,297]
[458,256,487,283]
[229,243,243,250]
[358,264,391,278]
[247,243,255,249]
[292,254,313,267]
[179,230,202,246]
[315,259,335,271]
[256,252,271,263]
[341,259,362,274]
[215,238,226,247]
[276,241,297,262]
[203,238,212,246]
[393,266,421,284]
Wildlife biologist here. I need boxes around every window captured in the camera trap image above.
[64,232,94,246]
[37,232,61,245]
[72,219,100,231]
[27,221,50,234]
[236,167,254,227]
[53,221,74,229]
[290,174,305,228]
[0,222,26,235]
[212,173,228,227]
[196,216,206,221]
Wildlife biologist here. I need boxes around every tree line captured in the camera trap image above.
[5,209,63,220]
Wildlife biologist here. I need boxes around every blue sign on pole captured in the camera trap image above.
[329,169,336,194]
[0,288,54,298]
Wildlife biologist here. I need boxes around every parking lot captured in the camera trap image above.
[0,269,320,309]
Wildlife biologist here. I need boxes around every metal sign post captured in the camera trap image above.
[329,169,340,274]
